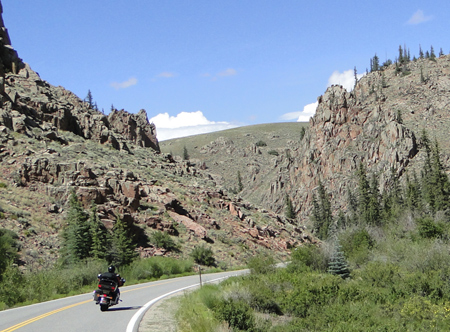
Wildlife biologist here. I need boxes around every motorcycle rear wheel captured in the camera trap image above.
[100,304,108,312]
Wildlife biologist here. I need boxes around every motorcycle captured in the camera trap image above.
[93,274,126,312]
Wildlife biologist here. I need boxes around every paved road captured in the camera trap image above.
[0,270,246,332]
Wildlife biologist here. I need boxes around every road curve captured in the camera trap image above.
[0,270,246,332]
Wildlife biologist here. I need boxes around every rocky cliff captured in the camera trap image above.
[255,54,450,221]
[0,2,311,268]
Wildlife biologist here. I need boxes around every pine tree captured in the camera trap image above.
[61,191,91,264]
[328,241,350,279]
[430,46,436,60]
[109,216,136,267]
[285,194,295,219]
[89,204,110,260]
[405,171,421,211]
[183,146,189,160]
[353,66,358,89]
[419,45,424,59]
[85,90,94,108]
[237,171,243,192]
[312,181,333,239]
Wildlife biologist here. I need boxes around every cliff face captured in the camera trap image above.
[0,3,159,153]
[0,2,311,268]
[258,55,450,221]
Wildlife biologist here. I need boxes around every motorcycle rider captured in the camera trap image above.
[96,265,123,304]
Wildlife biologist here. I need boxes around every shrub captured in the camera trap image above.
[268,150,279,156]
[190,245,215,266]
[289,244,328,272]
[340,228,375,265]
[149,231,179,251]
[214,299,255,331]
[416,217,444,239]
[255,140,267,147]
[247,253,275,275]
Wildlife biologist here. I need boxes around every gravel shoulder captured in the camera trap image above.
[138,292,183,332]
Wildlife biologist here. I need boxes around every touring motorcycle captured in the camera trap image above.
[93,274,125,311]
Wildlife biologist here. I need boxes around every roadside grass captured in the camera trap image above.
[0,257,198,310]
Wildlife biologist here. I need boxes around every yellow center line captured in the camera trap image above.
[0,279,178,332]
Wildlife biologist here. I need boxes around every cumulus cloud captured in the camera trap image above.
[280,102,318,122]
[407,10,433,25]
[297,102,318,122]
[149,111,237,141]
[327,69,365,92]
[110,77,138,90]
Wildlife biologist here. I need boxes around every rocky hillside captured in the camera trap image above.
[163,54,450,225]
[0,2,313,269]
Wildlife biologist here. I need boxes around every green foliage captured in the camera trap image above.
[0,229,19,281]
[247,253,275,275]
[237,170,244,192]
[339,228,375,266]
[284,194,295,219]
[149,231,178,251]
[311,180,333,239]
[328,242,350,279]
[289,243,328,273]
[214,299,256,331]
[60,191,91,265]
[183,146,189,160]
[416,217,444,239]
[255,140,267,147]
[89,204,110,260]
[109,216,137,267]
[267,150,279,156]
[299,126,306,141]
[190,244,215,266]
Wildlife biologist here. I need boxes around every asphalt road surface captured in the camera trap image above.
[0,270,246,332]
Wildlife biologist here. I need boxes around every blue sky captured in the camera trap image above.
[3,1,449,140]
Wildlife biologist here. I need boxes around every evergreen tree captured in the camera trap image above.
[405,171,421,211]
[419,45,424,59]
[328,241,350,279]
[237,171,243,192]
[61,191,91,264]
[312,181,333,239]
[429,140,450,212]
[183,146,189,160]
[439,48,444,57]
[353,66,358,89]
[285,194,296,219]
[430,46,436,60]
[109,216,136,267]
[370,54,380,72]
[0,229,19,281]
[398,45,404,63]
[85,90,94,108]
[89,204,110,260]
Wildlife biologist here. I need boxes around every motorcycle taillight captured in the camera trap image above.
[98,284,102,288]
[111,287,115,291]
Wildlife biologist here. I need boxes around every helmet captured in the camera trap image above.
[108,265,116,273]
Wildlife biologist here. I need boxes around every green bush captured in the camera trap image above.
[190,245,215,266]
[289,244,328,272]
[255,140,267,147]
[340,228,375,265]
[149,231,179,252]
[268,150,279,156]
[416,217,444,239]
[247,253,275,275]
[214,299,255,331]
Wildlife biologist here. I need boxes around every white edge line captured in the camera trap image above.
[126,275,232,332]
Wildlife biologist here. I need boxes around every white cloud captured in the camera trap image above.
[327,69,365,92]
[296,102,318,122]
[407,10,433,25]
[110,77,138,90]
[149,111,237,141]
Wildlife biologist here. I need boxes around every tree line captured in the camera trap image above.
[312,130,450,240]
